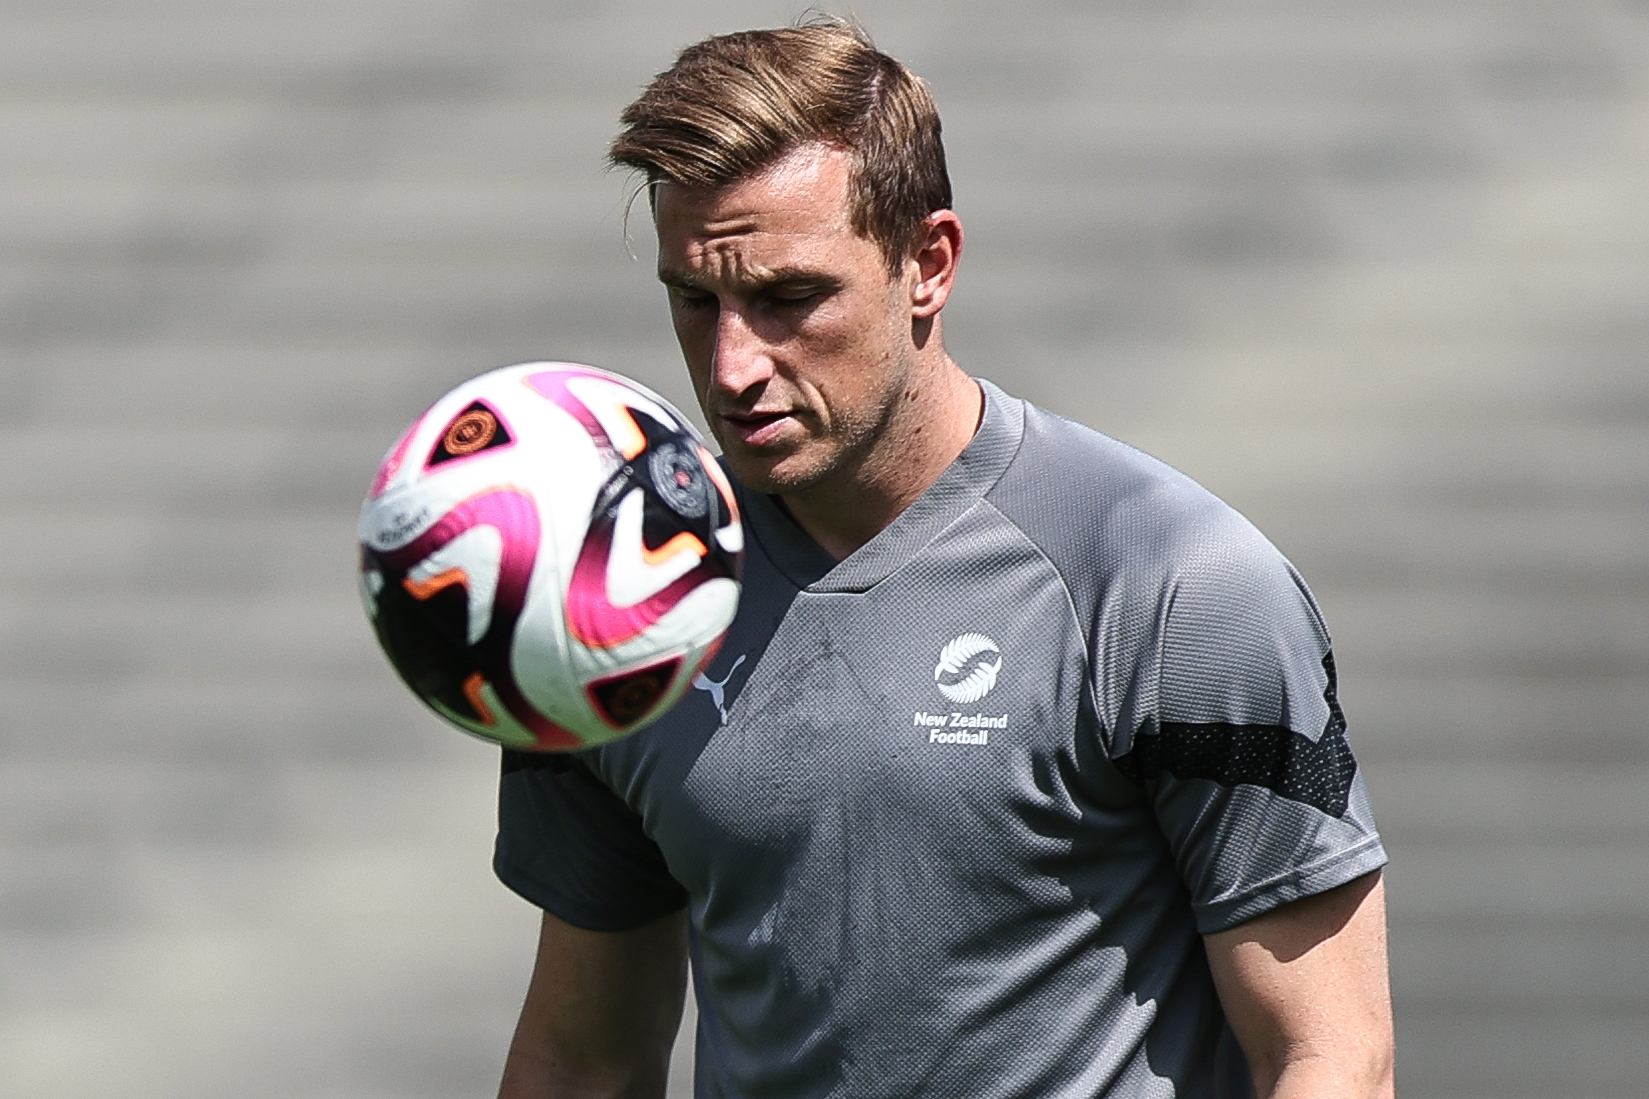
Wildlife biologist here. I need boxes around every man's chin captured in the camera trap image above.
[721,448,827,497]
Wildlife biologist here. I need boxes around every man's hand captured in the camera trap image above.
[1204,870,1395,1099]
[498,908,689,1099]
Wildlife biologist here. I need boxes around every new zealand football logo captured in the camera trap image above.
[934,634,1002,704]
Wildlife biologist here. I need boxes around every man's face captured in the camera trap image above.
[654,144,916,497]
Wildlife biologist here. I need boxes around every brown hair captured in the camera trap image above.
[610,19,952,273]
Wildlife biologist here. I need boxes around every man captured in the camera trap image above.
[495,21,1393,1099]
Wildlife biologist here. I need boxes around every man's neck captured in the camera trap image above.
[778,361,983,561]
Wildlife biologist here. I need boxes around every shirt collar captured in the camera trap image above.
[740,378,1025,593]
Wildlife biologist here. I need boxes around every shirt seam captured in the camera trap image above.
[976,496,1110,757]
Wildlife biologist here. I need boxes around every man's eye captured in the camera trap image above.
[672,289,715,307]
[768,287,821,304]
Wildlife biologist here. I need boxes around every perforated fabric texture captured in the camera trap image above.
[494,380,1386,1098]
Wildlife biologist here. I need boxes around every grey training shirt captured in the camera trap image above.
[496,379,1387,1099]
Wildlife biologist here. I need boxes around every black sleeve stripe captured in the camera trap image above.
[1114,652,1356,818]
[1113,719,1356,818]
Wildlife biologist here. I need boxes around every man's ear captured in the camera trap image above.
[909,210,963,319]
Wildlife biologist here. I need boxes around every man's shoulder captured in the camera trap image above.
[984,390,1273,582]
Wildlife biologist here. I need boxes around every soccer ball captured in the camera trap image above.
[357,362,743,751]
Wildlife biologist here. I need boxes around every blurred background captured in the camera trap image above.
[2,1,1646,1096]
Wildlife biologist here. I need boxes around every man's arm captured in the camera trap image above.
[498,908,689,1099]
[1204,870,1395,1099]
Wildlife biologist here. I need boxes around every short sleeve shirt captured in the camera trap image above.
[496,379,1387,1099]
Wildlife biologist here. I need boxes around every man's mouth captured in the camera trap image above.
[717,410,794,447]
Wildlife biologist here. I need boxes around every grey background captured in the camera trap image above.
[2,1,1645,1096]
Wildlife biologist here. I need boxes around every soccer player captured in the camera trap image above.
[494,21,1393,1099]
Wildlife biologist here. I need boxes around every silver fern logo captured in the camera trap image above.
[934,633,1002,703]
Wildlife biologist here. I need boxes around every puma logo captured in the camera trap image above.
[693,654,747,724]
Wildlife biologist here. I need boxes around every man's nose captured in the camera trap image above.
[709,304,774,397]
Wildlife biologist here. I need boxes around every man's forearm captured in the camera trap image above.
[498,1042,670,1099]
[1206,872,1395,1099]
[498,910,688,1099]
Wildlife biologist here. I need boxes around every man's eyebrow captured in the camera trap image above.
[656,266,840,289]
[657,268,709,290]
